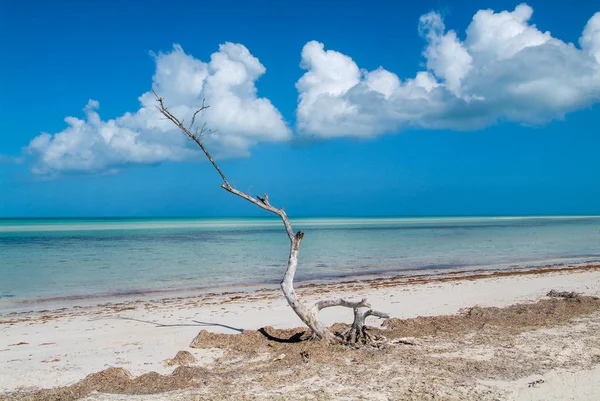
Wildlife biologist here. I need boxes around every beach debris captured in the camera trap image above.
[190,329,241,349]
[41,357,61,363]
[8,341,28,346]
[465,305,495,318]
[528,378,544,387]
[546,290,579,299]
[110,306,136,312]
[164,350,197,366]
[8,293,600,401]
[272,354,286,362]
[391,338,417,346]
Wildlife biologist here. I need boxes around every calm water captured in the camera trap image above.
[1,216,599,311]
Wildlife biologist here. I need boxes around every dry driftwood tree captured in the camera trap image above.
[154,91,388,344]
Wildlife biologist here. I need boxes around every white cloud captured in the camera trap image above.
[420,11,472,95]
[27,43,291,175]
[296,4,600,138]
[24,5,600,175]
[581,12,600,63]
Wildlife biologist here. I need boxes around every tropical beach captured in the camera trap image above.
[2,217,600,399]
[3,0,600,399]
[2,261,600,400]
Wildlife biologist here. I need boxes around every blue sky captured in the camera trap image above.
[1,0,599,217]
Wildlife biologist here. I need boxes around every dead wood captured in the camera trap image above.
[153,92,388,343]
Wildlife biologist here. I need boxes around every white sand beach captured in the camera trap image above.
[1,264,600,400]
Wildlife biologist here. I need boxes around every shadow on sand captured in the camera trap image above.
[114,316,244,333]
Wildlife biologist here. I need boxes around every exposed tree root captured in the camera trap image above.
[338,306,390,345]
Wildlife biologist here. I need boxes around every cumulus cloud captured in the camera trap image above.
[24,4,600,175]
[296,4,600,138]
[27,43,291,175]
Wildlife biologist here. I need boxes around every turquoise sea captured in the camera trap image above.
[1,216,600,312]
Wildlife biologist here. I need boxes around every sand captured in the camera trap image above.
[1,263,600,400]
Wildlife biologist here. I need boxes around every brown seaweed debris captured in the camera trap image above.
[164,350,197,366]
[6,293,600,401]
[546,289,582,299]
[382,292,600,338]
[7,366,214,401]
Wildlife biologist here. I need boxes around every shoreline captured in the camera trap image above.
[2,262,600,397]
[3,260,600,316]
[3,260,600,317]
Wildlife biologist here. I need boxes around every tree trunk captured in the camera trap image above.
[153,92,389,344]
[280,232,336,341]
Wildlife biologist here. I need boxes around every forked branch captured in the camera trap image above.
[153,91,389,343]
[153,90,229,187]
[189,98,208,131]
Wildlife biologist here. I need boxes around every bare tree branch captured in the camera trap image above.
[314,298,370,311]
[189,98,209,131]
[363,309,390,319]
[153,91,388,344]
[153,89,230,187]
[221,184,294,241]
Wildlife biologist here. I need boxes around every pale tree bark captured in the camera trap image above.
[153,92,388,343]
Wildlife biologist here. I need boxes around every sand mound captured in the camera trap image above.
[9,366,213,401]
[164,350,197,367]
[383,293,600,338]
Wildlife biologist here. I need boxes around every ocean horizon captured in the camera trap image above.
[2,215,600,312]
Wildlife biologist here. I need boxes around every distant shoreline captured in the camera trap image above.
[3,261,599,317]
[2,214,600,221]
[2,214,600,233]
